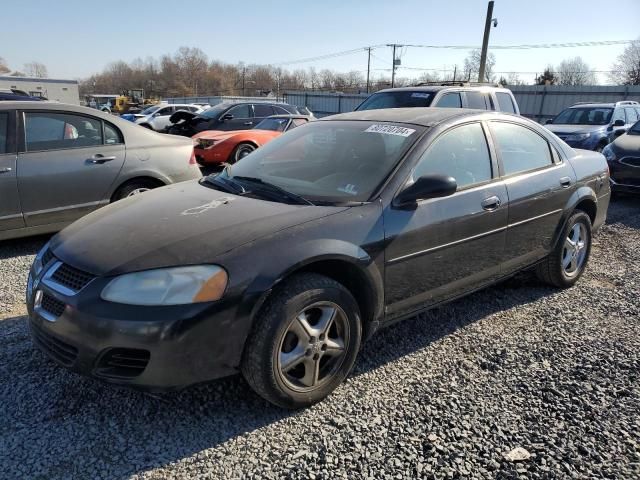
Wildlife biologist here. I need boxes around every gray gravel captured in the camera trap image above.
[1,198,639,479]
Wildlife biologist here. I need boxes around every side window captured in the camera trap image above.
[291,118,308,128]
[104,122,123,145]
[611,108,626,124]
[274,105,292,115]
[413,122,492,189]
[624,107,638,123]
[0,113,7,154]
[435,93,462,108]
[490,122,552,176]
[227,104,251,119]
[157,107,173,116]
[254,104,275,117]
[466,91,488,110]
[24,112,103,152]
[495,92,517,114]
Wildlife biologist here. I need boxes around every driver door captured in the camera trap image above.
[383,121,508,319]
[218,104,254,131]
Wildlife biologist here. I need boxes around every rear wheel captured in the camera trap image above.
[241,273,362,409]
[112,180,161,202]
[536,211,592,288]
[230,143,256,164]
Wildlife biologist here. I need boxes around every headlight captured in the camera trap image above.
[601,144,616,162]
[565,132,591,142]
[195,138,218,148]
[32,242,50,276]
[101,265,228,306]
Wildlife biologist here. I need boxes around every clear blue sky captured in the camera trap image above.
[2,0,639,84]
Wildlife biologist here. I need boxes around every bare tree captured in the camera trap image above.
[463,49,496,82]
[23,61,48,78]
[555,57,596,86]
[609,38,640,85]
[0,57,9,74]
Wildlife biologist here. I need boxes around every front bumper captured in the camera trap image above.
[194,147,226,165]
[26,264,243,391]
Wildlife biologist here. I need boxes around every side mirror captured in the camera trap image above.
[221,113,234,122]
[395,175,457,206]
[614,129,626,137]
[545,119,553,125]
[613,119,625,127]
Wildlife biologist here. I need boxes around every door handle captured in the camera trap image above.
[87,154,116,164]
[559,176,572,188]
[481,195,501,211]
[244,121,253,126]
[0,167,12,174]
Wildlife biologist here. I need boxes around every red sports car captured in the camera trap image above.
[193,115,310,165]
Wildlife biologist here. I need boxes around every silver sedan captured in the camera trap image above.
[0,101,202,241]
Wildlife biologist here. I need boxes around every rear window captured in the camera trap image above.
[496,92,517,114]
[356,91,436,111]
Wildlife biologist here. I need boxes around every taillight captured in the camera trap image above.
[189,148,197,165]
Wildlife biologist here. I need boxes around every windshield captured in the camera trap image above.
[198,103,233,119]
[216,120,423,203]
[357,91,436,111]
[254,117,289,132]
[552,107,613,126]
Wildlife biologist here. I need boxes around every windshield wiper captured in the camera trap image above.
[202,174,246,194]
[233,176,314,206]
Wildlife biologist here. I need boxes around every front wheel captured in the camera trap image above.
[230,143,256,163]
[536,211,592,288]
[241,273,362,409]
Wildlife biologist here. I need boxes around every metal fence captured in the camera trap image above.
[164,95,285,105]
[281,86,640,123]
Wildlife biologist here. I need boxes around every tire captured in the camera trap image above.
[230,143,256,164]
[536,211,592,288]
[112,180,160,202]
[241,273,362,409]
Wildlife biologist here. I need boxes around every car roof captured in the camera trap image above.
[374,85,513,94]
[569,103,615,108]
[320,107,492,127]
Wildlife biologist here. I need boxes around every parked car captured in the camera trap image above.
[356,82,520,114]
[0,88,44,102]
[602,119,640,195]
[166,101,301,137]
[26,108,609,408]
[545,101,640,152]
[121,104,205,131]
[0,101,202,241]
[193,115,311,165]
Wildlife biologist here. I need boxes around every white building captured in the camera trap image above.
[0,75,79,104]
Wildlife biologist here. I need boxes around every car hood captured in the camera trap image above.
[193,130,238,142]
[50,180,347,276]
[612,133,640,152]
[545,124,604,135]
[169,110,198,124]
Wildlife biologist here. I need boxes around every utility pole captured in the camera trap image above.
[366,47,371,94]
[387,44,403,87]
[242,66,246,96]
[478,0,497,83]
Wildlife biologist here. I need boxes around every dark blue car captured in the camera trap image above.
[545,101,640,152]
[0,89,44,102]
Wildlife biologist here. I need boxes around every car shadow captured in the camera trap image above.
[0,270,554,479]
[0,234,50,260]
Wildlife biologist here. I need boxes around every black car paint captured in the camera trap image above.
[28,110,610,391]
[605,130,640,194]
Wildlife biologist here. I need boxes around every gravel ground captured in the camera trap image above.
[0,198,638,480]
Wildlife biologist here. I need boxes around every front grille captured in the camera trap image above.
[40,292,66,318]
[51,263,95,292]
[94,348,150,379]
[30,322,78,367]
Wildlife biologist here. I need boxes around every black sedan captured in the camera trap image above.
[26,108,610,408]
[602,120,640,195]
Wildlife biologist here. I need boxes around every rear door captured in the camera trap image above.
[253,104,276,125]
[0,110,25,232]
[488,120,576,272]
[17,110,126,227]
[218,104,254,131]
[150,105,175,130]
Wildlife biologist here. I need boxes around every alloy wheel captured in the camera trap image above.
[127,188,150,197]
[277,301,349,392]
[562,223,588,276]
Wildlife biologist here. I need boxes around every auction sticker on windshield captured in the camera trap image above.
[365,124,416,137]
